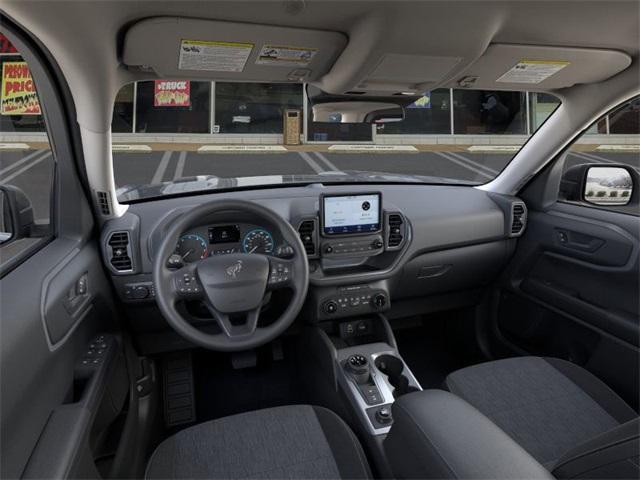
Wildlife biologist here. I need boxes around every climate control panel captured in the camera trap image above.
[321,234,384,258]
[319,284,389,320]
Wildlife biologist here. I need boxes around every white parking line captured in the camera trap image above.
[0,151,52,185]
[297,151,324,174]
[0,143,30,150]
[312,152,340,171]
[174,151,187,180]
[434,151,493,180]
[0,149,45,177]
[445,151,499,175]
[151,151,173,184]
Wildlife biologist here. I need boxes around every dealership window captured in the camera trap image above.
[215,83,303,134]
[135,80,210,133]
[0,55,46,132]
[608,97,640,134]
[112,83,134,133]
[377,89,451,135]
[529,93,560,131]
[453,90,526,134]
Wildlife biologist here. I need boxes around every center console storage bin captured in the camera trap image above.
[384,390,553,479]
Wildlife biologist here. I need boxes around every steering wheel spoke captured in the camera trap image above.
[169,264,204,300]
[203,301,261,339]
[267,257,296,290]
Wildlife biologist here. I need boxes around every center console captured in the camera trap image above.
[302,315,423,477]
[337,343,422,435]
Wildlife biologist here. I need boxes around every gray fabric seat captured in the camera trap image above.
[445,357,638,472]
[145,405,371,479]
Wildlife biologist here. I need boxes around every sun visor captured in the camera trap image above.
[122,17,347,82]
[448,44,631,91]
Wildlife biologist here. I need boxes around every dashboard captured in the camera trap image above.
[100,183,527,351]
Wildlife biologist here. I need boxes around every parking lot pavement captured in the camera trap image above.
[2,147,639,219]
[111,149,639,188]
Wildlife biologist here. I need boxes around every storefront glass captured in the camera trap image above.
[112,83,134,133]
[135,80,211,133]
[453,90,526,134]
[609,97,640,134]
[215,83,302,134]
[0,55,46,132]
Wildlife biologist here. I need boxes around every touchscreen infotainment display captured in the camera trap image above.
[322,193,381,235]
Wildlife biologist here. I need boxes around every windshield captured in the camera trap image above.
[111,83,561,202]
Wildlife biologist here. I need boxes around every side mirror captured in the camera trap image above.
[584,166,633,206]
[0,185,34,244]
[560,164,636,207]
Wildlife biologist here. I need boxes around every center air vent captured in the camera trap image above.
[386,213,406,249]
[510,203,527,236]
[298,219,317,257]
[108,231,133,272]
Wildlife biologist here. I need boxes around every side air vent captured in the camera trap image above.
[298,219,317,257]
[96,191,112,216]
[386,212,406,250]
[510,202,527,236]
[107,231,133,272]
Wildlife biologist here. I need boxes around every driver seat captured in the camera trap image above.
[145,405,372,479]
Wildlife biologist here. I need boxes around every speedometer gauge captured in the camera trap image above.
[175,234,208,263]
[242,229,274,254]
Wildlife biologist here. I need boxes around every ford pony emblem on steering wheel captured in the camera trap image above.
[225,260,243,278]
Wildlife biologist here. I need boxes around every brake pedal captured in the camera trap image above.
[162,352,196,427]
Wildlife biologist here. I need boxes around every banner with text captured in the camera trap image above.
[154,80,191,107]
[1,61,41,115]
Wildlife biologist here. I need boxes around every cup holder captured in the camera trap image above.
[374,354,420,398]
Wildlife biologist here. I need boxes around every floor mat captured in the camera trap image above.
[394,311,486,389]
[192,341,308,422]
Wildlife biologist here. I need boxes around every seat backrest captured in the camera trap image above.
[552,418,639,479]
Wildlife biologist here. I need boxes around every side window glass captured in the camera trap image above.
[0,33,55,265]
[559,96,639,214]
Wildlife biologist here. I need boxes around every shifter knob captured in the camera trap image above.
[345,354,370,384]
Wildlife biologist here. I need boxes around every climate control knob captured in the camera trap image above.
[372,293,387,310]
[323,301,338,314]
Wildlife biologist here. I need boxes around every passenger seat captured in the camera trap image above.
[445,357,639,479]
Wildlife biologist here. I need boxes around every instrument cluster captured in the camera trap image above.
[169,223,281,267]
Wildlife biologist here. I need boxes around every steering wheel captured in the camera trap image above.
[153,199,309,351]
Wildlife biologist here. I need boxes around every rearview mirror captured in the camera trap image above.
[0,185,34,244]
[584,166,633,206]
[312,102,404,124]
[306,85,418,124]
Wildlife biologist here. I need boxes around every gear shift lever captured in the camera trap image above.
[345,354,370,384]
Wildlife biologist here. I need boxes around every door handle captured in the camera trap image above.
[555,229,604,253]
[64,273,90,316]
